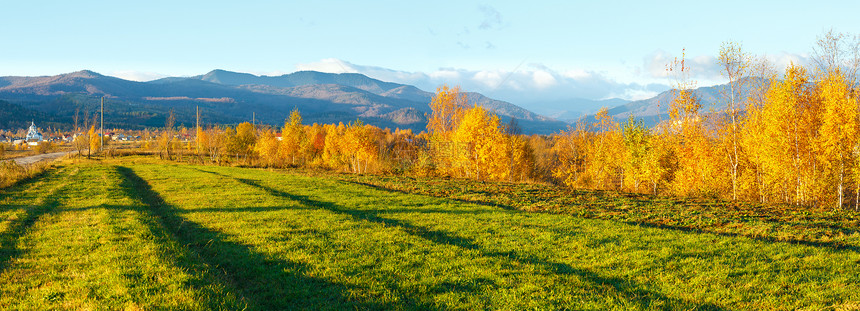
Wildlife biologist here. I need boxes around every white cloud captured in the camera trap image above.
[109,70,168,82]
[251,70,290,77]
[471,70,505,88]
[766,52,811,72]
[532,70,557,88]
[642,50,720,83]
[294,58,358,74]
[609,87,662,101]
[428,69,461,81]
[641,50,815,87]
[292,58,671,113]
[562,69,592,80]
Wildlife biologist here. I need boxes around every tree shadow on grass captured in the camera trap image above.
[116,166,403,310]
[343,180,513,211]
[204,171,725,311]
[0,169,68,275]
[343,178,860,255]
[623,220,860,253]
[0,197,59,275]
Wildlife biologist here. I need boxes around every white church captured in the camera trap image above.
[26,121,43,146]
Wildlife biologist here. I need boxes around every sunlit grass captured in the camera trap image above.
[0,157,858,309]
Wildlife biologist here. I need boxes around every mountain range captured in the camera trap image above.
[0,70,567,134]
[0,69,745,134]
[577,78,762,127]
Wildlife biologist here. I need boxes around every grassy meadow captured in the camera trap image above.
[1,157,859,309]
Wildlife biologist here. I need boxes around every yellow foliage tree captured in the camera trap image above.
[254,129,281,167]
[591,108,625,190]
[755,65,820,205]
[281,109,306,165]
[230,122,257,162]
[452,106,510,181]
[552,119,593,188]
[305,123,327,166]
[428,85,468,176]
[621,116,650,193]
[322,123,346,170]
[428,85,468,135]
[342,120,379,174]
[88,125,99,158]
[507,134,535,182]
[817,70,859,208]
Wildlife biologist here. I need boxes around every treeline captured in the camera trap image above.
[554,34,860,210]
[159,95,536,180]
[144,32,860,210]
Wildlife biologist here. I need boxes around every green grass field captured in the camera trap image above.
[1,158,859,310]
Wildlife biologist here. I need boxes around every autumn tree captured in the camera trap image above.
[552,119,593,188]
[748,64,819,205]
[281,109,306,165]
[428,85,468,135]
[812,29,860,84]
[427,85,469,176]
[304,123,327,166]
[254,129,281,167]
[196,117,204,159]
[817,70,859,208]
[718,41,750,200]
[74,112,91,157]
[342,120,379,174]
[664,50,726,197]
[738,56,777,202]
[621,115,649,192]
[205,127,227,164]
[590,108,625,190]
[507,134,535,182]
[230,122,257,162]
[322,123,347,170]
[88,124,99,158]
[527,135,557,182]
[159,110,176,160]
[452,106,510,180]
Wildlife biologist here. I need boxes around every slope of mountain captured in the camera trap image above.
[528,98,630,121]
[581,79,761,126]
[0,100,67,130]
[195,69,407,95]
[0,70,567,134]
[195,70,557,123]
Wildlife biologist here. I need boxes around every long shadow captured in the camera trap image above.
[343,180,513,211]
[0,170,67,274]
[191,167,497,216]
[344,178,860,255]
[0,198,60,275]
[624,220,860,253]
[116,166,402,310]
[218,173,725,310]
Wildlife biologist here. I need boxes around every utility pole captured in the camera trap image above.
[100,96,104,149]
[196,105,200,155]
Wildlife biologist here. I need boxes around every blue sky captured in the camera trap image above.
[3,1,859,113]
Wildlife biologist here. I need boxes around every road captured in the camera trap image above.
[6,151,73,166]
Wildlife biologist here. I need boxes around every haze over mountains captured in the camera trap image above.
[0,69,742,133]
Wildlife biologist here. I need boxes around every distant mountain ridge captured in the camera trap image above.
[578,78,761,126]
[189,69,556,123]
[0,70,567,134]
